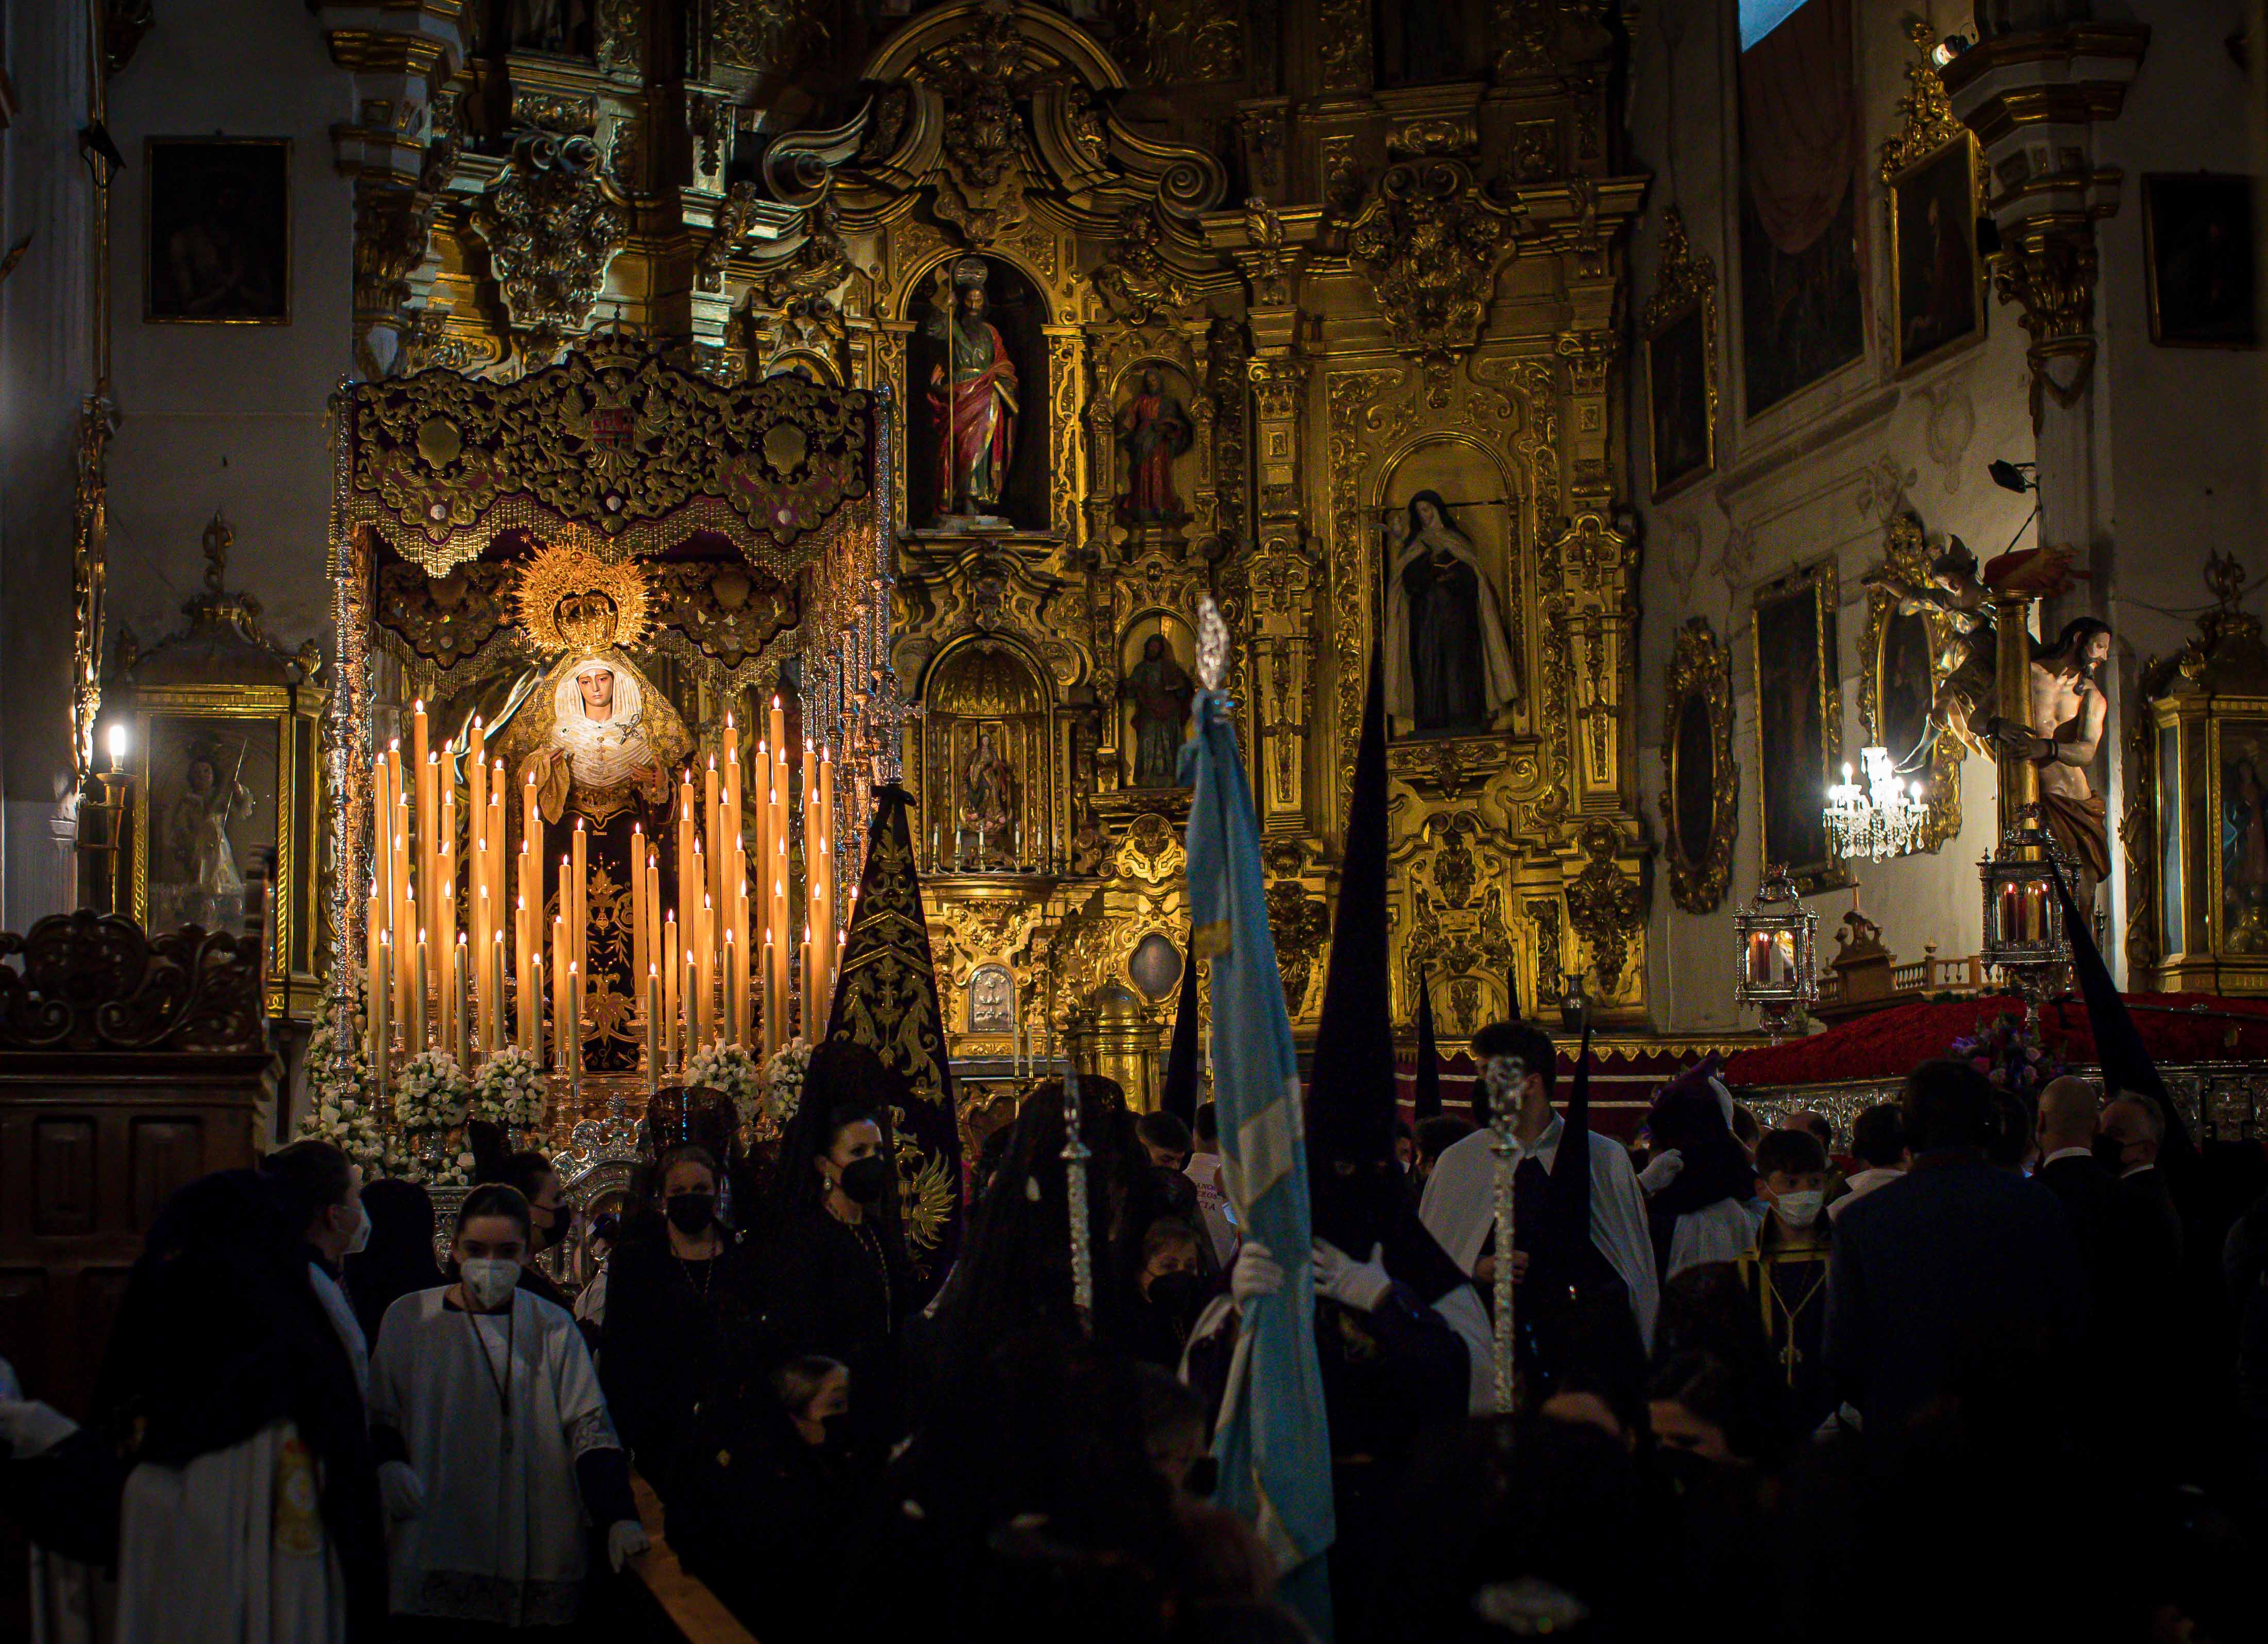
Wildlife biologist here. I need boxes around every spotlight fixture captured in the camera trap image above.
[1987,459,2037,494]
[1930,34,1971,69]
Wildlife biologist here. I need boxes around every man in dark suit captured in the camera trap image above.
[1824,1060,2089,1434]
[2101,1093,2185,1275]
[2035,1076,2124,1329]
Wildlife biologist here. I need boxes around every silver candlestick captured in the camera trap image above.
[1485,1051,1523,1415]
[1062,1064,1094,1326]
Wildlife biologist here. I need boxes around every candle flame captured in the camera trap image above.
[414,698,424,714]
[390,737,400,752]
[380,929,392,946]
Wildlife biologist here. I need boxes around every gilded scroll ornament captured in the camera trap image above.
[1877,18,1970,182]
[1659,616,1738,914]
[1346,151,1515,363]
[1091,206,1191,326]
[375,561,516,668]
[1110,0,1244,85]
[72,394,119,788]
[1264,875,1330,1015]
[713,0,829,74]
[470,127,628,343]
[343,340,872,562]
[1565,821,1644,996]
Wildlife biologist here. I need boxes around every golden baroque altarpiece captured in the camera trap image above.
[320,0,1653,1109]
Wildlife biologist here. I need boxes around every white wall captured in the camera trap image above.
[104,0,354,660]
[1625,0,2268,1032]
[1625,0,2036,1032]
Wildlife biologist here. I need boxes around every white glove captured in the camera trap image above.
[607,1518,651,1572]
[1311,1239,1394,1314]
[378,1460,425,1521]
[0,1399,78,1459]
[1229,1240,1284,1306]
[1636,1148,1685,1196]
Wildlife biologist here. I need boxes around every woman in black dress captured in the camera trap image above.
[598,1118,765,1509]
[756,1039,912,1466]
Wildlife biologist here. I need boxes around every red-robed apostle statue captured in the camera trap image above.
[927,257,1018,517]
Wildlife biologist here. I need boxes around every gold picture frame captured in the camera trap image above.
[143,137,292,325]
[1855,513,1963,851]
[1879,20,1988,376]
[1641,207,1718,500]
[2141,173,2261,349]
[120,686,325,1020]
[1751,558,1843,894]
[1660,616,1738,913]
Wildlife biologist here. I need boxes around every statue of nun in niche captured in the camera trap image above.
[1384,491,1521,735]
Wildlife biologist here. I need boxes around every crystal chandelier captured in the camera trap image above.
[1823,745,1929,861]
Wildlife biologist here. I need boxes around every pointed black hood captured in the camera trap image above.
[1161,936,1200,1125]
[2051,867,2196,1180]
[1305,647,1467,1303]
[1307,643,1397,1171]
[1413,964,1442,1121]
[826,783,960,1291]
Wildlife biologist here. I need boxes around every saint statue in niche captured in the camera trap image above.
[1124,633,1195,787]
[1114,368,1194,525]
[1384,491,1520,735]
[927,258,1019,518]
[961,729,1018,864]
[164,735,253,928]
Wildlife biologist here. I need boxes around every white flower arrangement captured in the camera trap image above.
[762,1036,814,1132]
[471,1044,549,1138]
[390,1048,473,1186]
[296,1013,388,1173]
[687,1037,765,1137]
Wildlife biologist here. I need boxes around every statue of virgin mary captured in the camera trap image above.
[522,652,680,827]
[1383,491,1521,735]
[496,648,693,1071]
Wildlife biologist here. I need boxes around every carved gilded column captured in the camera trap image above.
[320,3,464,378]
[1940,23,2146,549]
[1247,354,1313,835]
[1207,199,1322,837]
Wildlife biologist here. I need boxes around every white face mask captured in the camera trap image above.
[460,1256,521,1311]
[1773,1190,1825,1230]
[340,1200,371,1258]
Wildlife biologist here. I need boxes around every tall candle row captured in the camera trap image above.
[359,695,839,1095]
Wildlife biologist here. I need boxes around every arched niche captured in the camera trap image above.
[1376,435,1526,742]
[1118,609,1198,792]
[905,252,1053,533]
[920,636,1053,873]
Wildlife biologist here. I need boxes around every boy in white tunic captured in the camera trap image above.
[369,1183,648,1638]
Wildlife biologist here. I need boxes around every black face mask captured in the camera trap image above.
[2092,1135,2127,1171]
[837,1155,889,1206]
[1147,1270,1203,1321]
[665,1192,716,1234]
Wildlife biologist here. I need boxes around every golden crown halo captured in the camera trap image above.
[514,540,652,656]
